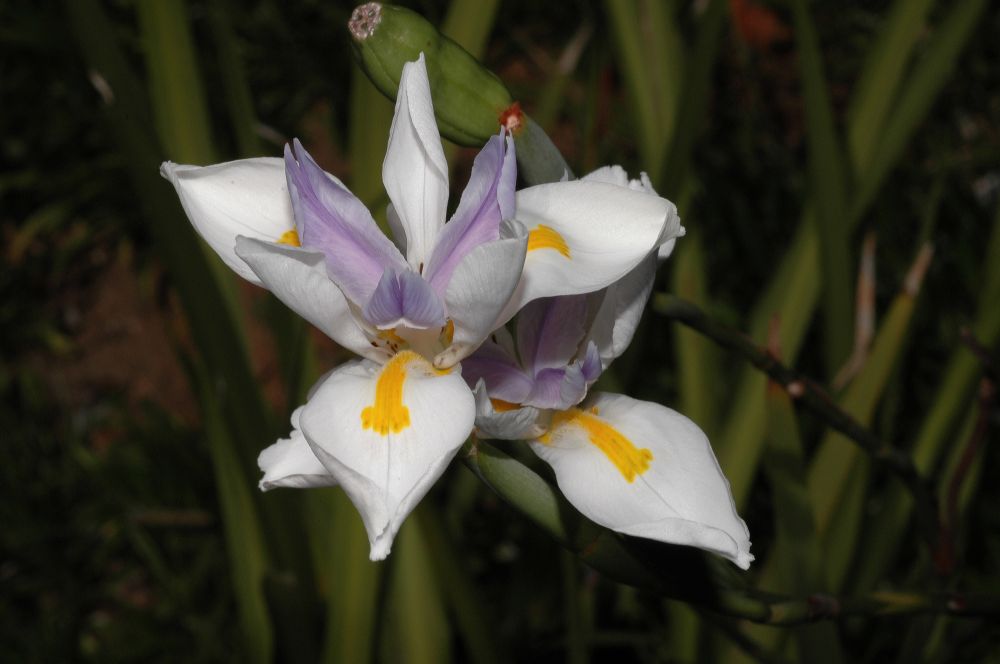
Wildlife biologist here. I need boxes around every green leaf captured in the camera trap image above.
[715,0,986,512]
[136,0,216,165]
[208,0,263,157]
[199,378,273,664]
[790,0,853,370]
[852,201,1000,593]
[853,0,988,219]
[384,518,452,664]
[671,230,719,437]
[312,491,383,664]
[420,504,506,664]
[846,0,936,170]
[603,0,685,182]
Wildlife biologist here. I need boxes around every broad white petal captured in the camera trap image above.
[382,54,449,271]
[161,158,293,284]
[529,393,752,569]
[583,253,658,369]
[496,181,680,325]
[582,167,682,263]
[235,236,386,362]
[472,381,549,440]
[386,203,408,255]
[300,353,475,560]
[258,407,337,490]
[435,224,528,368]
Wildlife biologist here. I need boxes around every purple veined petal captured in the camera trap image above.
[516,295,588,374]
[460,339,533,404]
[424,131,516,295]
[525,364,588,411]
[284,139,407,305]
[362,267,447,330]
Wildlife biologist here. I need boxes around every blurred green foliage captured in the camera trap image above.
[2,0,999,662]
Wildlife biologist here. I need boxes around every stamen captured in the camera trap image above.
[527,225,570,258]
[490,399,521,412]
[378,328,407,346]
[541,409,652,482]
[277,229,301,247]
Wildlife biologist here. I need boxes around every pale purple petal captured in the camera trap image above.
[461,340,533,404]
[284,139,407,304]
[516,295,588,374]
[424,132,516,295]
[581,341,602,384]
[525,364,588,410]
[472,381,549,441]
[362,267,446,329]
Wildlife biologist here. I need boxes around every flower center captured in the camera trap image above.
[374,322,454,361]
[542,408,653,482]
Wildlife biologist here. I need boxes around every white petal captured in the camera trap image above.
[582,167,683,262]
[300,353,475,560]
[386,202,408,255]
[160,158,294,284]
[235,236,386,362]
[382,54,449,271]
[435,226,528,368]
[472,380,550,440]
[583,253,658,369]
[258,407,338,490]
[529,393,753,569]
[496,181,680,325]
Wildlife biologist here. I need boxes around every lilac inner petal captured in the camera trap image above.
[525,364,588,410]
[461,341,533,404]
[285,139,407,304]
[517,295,588,374]
[580,340,603,384]
[363,267,447,329]
[423,132,516,295]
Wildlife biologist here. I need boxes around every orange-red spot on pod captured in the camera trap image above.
[499,102,524,134]
[542,409,653,483]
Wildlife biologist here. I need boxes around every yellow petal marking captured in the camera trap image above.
[361,350,419,435]
[527,224,570,258]
[277,229,301,247]
[490,398,521,412]
[542,408,653,482]
[441,319,455,346]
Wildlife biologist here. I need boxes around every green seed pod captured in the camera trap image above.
[348,2,513,146]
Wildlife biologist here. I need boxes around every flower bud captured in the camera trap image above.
[349,3,513,146]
